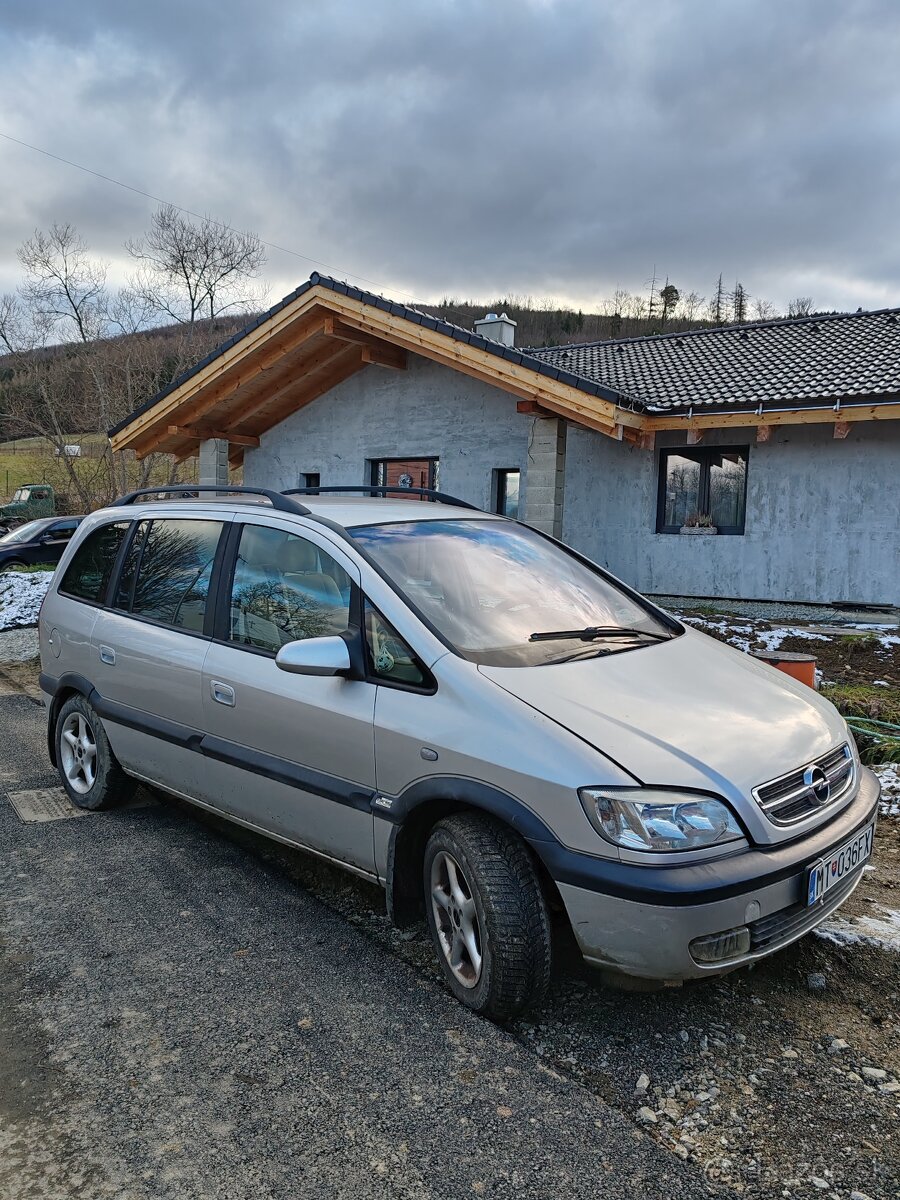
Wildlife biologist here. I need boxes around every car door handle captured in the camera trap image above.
[210,681,235,707]
[99,645,116,665]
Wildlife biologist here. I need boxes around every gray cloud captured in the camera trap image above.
[0,0,898,313]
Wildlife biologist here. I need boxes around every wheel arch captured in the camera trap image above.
[43,672,97,767]
[383,778,564,928]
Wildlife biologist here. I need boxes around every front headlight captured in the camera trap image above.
[578,787,744,853]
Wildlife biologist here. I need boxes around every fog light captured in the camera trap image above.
[689,926,751,964]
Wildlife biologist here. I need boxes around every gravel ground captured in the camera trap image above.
[1,642,898,1197]
[0,693,707,1200]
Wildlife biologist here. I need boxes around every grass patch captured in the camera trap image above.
[0,563,56,574]
[821,683,900,724]
[821,683,900,764]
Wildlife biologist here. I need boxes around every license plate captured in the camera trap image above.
[806,822,874,906]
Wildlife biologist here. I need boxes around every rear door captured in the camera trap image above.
[197,518,377,873]
[89,512,228,796]
[33,518,81,565]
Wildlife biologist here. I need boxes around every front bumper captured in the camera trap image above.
[553,766,880,981]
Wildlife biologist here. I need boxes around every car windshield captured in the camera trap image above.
[0,519,50,545]
[349,519,675,667]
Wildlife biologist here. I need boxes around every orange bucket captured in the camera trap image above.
[751,650,817,689]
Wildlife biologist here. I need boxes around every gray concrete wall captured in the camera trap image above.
[563,421,900,606]
[243,353,533,511]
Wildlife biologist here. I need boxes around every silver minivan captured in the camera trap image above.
[39,485,880,1018]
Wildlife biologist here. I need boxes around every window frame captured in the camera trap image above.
[57,519,135,608]
[492,468,521,519]
[302,472,320,495]
[211,518,362,660]
[361,598,436,695]
[655,445,749,536]
[109,517,228,638]
[369,457,439,493]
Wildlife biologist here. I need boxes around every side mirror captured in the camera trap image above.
[275,636,351,678]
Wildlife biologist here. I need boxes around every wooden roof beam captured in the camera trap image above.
[167,426,260,448]
[645,402,900,432]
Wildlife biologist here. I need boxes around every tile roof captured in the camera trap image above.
[526,308,900,414]
[110,274,900,439]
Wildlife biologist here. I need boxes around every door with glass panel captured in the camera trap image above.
[198,519,377,873]
[90,515,226,793]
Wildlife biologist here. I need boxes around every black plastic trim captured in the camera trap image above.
[285,485,479,510]
[197,734,374,811]
[112,484,311,515]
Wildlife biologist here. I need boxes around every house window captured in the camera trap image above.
[656,447,749,535]
[494,469,520,518]
[302,472,320,494]
[370,458,439,498]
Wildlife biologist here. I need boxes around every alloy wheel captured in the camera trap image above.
[60,711,97,795]
[430,850,483,988]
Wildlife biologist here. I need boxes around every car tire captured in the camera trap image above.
[0,559,24,571]
[423,813,552,1020]
[55,694,135,811]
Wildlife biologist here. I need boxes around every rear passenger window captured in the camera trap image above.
[229,524,352,652]
[128,520,223,631]
[59,522,130,603]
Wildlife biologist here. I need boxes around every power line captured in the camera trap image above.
[0,129,424,304]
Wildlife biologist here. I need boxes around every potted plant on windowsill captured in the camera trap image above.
[680,511,718,536]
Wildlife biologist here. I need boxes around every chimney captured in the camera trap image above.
[474,311,516,347]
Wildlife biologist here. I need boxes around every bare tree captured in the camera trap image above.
[682,291,705,323]
[706,274,727,325]
[17,224,109,344]
[731,281,749,324]
[753,297,777,321]
[127,204,266,325]
[788,296,814,318]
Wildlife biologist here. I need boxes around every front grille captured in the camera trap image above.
[749,868,860,951]
[752,743,855,826]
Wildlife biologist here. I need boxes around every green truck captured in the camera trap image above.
[0,484,59,533]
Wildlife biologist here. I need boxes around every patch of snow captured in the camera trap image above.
[680,614,831,656]
[0,570,54,632]
[875,763,900,818]
[816,905,900,953]
[873,680,890,687]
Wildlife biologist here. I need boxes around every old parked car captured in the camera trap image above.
[38,486,879,1019]
[0,516,84,570]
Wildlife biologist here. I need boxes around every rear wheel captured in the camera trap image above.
[423,813,552,1020]
[0,559,25,572]
[56,694,135,811]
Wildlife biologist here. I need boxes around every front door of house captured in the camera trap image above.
[371,458,438,498]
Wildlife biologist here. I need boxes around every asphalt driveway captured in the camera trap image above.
[0,692,709,1200]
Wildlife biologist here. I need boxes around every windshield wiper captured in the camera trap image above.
[529,626,669,643]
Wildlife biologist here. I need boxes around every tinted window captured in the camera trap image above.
[59,522,130,603]
[229,524,352,653]
[129,520,223,631]
[364,601,426,687]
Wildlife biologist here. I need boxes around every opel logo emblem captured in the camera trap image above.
[803,765,831,806]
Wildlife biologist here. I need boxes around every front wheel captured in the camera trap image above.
[423,813,552,1020]
[56,694,135,811]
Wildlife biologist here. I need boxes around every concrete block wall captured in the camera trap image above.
[243,353,532,511]
[198,438,229,486]
[522,417,566,537]
[563,421,900,606]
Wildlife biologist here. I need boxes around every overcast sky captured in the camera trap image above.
[1,0,899,317]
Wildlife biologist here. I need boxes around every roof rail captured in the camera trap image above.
[283,485,480,510]
[111,484,312,515]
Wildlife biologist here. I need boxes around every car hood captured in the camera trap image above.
[479,626,849,822]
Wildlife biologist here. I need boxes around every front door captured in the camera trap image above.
[197,518,377,874]
[370,457,438,498]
